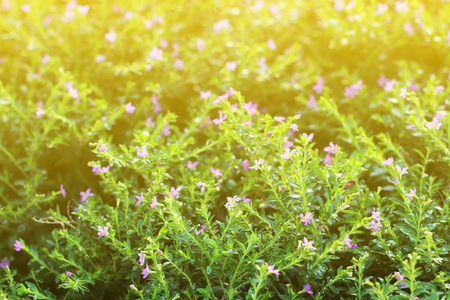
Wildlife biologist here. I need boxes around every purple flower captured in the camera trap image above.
[66,271,72,277]
[98,142,109,152]
[383,157,394,166]
[302,133,314,142]
[197,182,206,193]
[135,192,144,206]
[150,196,158,209]
[323,154,334,165]
[79,188,94,202]
[242,159,250,172]
[169,186,181,199]
[105,30,117,43]
[249,159,264,171]
[242,101,258,115]
[187,160,198,170]
[163,126,171,136]
[14,240,23,251]
[371,220,382,232]
[212,112,227,125]
[95,54,105,63]
[213,19,230,34]
[242,195,251,204]
[388,177,399,185]
[200,90,211,99]
[60,184,67,197]
[343,235,357,249]
[0,259,11,268]
[301,237,317,251]
[371,208,382,222]
[92,164,111,173]
[149,46,163,60]
[97,226,109,237]
[197,39,205,51]
[125,102,135,114]
[267,38,276,50]
[313,77,325,94]
[290,124,299,132]
[136,146,148,158]
[264,263,280,276]
[274,116,285,123]
[173,59,184,70]
[425,118,443,130]
[138,253,145,266]
[305,282,314,295]
[406,187,416,199]
[395,165,408,175]
[299,212,313,225]
[226,61,237,72]
[399,86,408,99]
[324,142,338,154]
[394,272,406,288]
[142,264,150,279]
[36,106,43,119]
[307,94,317,108]
[210,167,223,177]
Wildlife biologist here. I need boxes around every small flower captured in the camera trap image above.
[242,159,250,172]
[213,19,230,34]
[197,39,205,51]
[301,237,317,250]
[299,212,313,225]
[395,165,408,175]
[406,187,416,199]
[152,94,162,114]
[242,101,258,115]
[66,271,72,277]
[210,167,223,177]
[302,133,314,142]
[163,126,171,136]
[399,86,407,99]
[0,259,11,268]
[105,30,117,43]
[36,106,44,119]
[375,3,388,14]
[290,124,299,132]
[383,157,394,166]
[212,112,227,125]
[135,192,144,206]
[343,235,357,249]
[274,116,285,123]
[136,146,148,158]
[169,186,181,199]
[226,61,237,72]
[80,188,94,202]
[267,38,276,50]
[403,22,414,34]
[197,182,206,193]
[60,184,67,197]
[371,208,382,222]
[249,159,264,170]
[150,196,158,209]
[14,240,23,251]
[242,195,251,204]
[313,77,325,94]
[77,5,89,15]
[394,272,406,288]
[125,102,135,114]
[173,58,184,70]
[42,54,50,65]
[97,226,109,237]
[305,282,314,295]
[22,4,31,12]
[264,263,280,276]
[324,142,338,154]
[142,264,150,279]
[395,1,408,13]
[149,46,163,60]
[187,161,198,170]
[307,94,317,108]
[371,220,382,232]
[200,90,211,99]
[389,177,399,185]
[425,118,443,130]
[138,253,145,266]
[95,54,105,63]
[323,154,334,165]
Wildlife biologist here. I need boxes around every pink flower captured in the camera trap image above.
[375,3,388,14]
[302,133,314,142]
[267,38,276,50]
[163,126,171,136]
[425,118,443,130]
[197,182,206,193]
[64,82,80,101]
[92,164,111,173]
[149,46,163,60]
[307,95,317,108]
[136,146,148,158]
[36,106,43,119]
[21,4,31,12]
[344,80,363,98]
[249,159,264,170]
[169,186,181,199]
[371,220,382,232]
[150,196,157,209]
[305,283,314,295]
[77,5,89,15]
[301,237,317,250]
[389,177,399,184]
[406,187,416,199]
[95,55,105,63]
[142,264,150,279]
[242,195,251,204]
[60,184,67,197]
[395,165,408,175]
[274,116,285,123]
[213,112,227,125]
[264,263,280,276]
[243,101,258,115]
[395,1,408,13]
[173,59,184,70]
[125,102,135,114]
[399,86,408,99]
[135,192,144,206]
[210,167,223,177]
[213,19,230,34]
[290,124,299,132]
[242,159,250,172]
[97,226,109,237]
[200,90,212,99]
[14,240,23,251]
[383,157,394,166]
[98,142,109,152]
[323,154,334,165]
[226,61,237,72]
[80,188,94,202]
[187,161,198,170]
[42,54,50,65]
[197,39,205,51]
[313,76,325,94]
[343,235,357,249]
[324,142,338,154]
[403,22,414,34]
[138,253,145,266]
[299,212,313,225]
[152,94,162,114]
[105,30,117,43]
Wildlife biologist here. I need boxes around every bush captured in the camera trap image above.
[0,0,449,299]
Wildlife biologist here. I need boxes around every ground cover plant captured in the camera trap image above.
[0,0,449,299]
